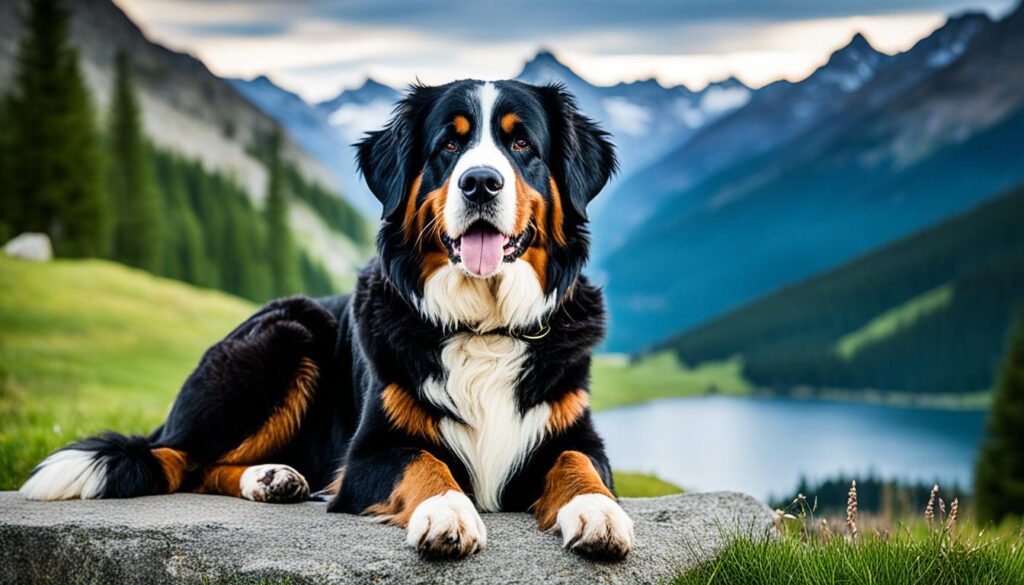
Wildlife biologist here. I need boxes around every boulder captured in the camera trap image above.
[0,491,774,584]
[3,232,53,262]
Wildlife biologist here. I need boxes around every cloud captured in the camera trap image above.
[169,21,289,37]
[114,0,1017,101]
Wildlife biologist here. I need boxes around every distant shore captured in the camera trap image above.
[590,352,991,412]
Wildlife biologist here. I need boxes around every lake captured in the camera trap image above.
[593,395,990,501]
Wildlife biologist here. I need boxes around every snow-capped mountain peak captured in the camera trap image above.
[513,50,754,172]
[318,77,400,110]
[698,78,752,116]
[924,12,990,68]
[234,51,757,218]
[318,78,401,144]
[517,49,587,86]
[815,33,888,93]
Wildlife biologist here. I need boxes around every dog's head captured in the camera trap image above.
[358,80,616,331]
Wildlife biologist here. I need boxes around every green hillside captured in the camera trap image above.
[0,256,682,495]
[658,183,1024,395]
[0,257,256,489]
[590,352,751,411]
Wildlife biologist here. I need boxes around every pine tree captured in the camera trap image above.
[108,50,161,271]
[975,309,1024,523]
[3,0,108,256]
[299,253,336,297]
[264,129,299,297]
[189,167,224,290]
[153,149,208,284]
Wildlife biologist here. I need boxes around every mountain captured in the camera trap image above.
[600,9,1019,351]
[229,75,392,216]
[0,0,335,201]
[593,33,892,252]
[0,0,371,285]
[317,78,402,214]
[516,50,752,189]
[656,182,1024,395]
[237,50,752,221]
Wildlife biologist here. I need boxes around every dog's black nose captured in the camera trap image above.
[458,166,503,204]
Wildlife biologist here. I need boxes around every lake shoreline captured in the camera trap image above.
[593,394,988,500]
[592,387,991,413]
[589,353,990,412]
[595,389,991,414]
[756,387,991,412]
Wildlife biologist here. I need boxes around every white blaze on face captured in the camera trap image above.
[444,82,518,240]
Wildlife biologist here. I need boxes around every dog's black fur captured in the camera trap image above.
[23,79,627,557]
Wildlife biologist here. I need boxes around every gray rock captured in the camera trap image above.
[0,491,774,584]
[3,232,53,262]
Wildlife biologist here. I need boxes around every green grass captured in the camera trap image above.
[5,257,1021,581]
[590,351,752,411]
[613,471,684,497]
[836,284,954,360]
[677,530,1024,585]
[678,486,1024,585]
[0,256,684,496]
[0,256,255,489]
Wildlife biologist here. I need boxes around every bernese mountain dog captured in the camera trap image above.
[20,80,633,560]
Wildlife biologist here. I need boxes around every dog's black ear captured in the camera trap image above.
[541,85,617,221]
[356,92,421,219]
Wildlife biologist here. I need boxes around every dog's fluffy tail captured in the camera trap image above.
[19,432,186,500]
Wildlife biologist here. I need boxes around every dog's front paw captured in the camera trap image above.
[556,494,634,560]
[406,490,487,559]
[240,464,309,503]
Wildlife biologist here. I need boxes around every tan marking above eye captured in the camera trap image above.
[501,113,521,133]
[453,115,470,135]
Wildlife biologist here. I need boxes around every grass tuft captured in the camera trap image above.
[680,482,1024,585]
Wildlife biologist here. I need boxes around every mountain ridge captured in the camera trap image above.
[601,7,1022,351]
[234,48,755,219]
[0,0,371,288]
[0,0,336,202]
[655,182,1024,395]
[590,29,899,253]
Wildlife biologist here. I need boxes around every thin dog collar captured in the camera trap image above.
[452,321,551,341]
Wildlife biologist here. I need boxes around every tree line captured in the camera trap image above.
[659,183,1024,396]
[770,474,971,519]
[0,0,364,302]
[762,312,1024,525]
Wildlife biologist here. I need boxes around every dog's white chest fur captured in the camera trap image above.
[422,333,551,512]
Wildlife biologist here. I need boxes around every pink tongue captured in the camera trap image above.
[461,224,505,276]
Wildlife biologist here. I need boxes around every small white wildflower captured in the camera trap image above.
[846,480,859,539]
[925,484,939,522]
[946,499,959,531]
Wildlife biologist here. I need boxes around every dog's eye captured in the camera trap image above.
[512,138,531,152]
[443,140,459,153]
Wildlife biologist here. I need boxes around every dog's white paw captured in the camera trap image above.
[240,464,309,503]
[406,490,487,558]
[556,493,634,560]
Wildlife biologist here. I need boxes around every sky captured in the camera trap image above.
[113,0,1017,102]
